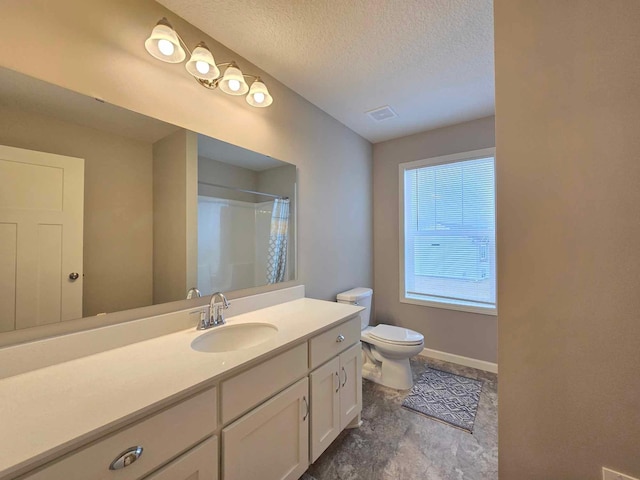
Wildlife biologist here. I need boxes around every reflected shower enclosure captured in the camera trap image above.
[196,135,296,294]
[197,194,290,293]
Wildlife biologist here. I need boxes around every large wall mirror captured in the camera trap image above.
[0,66,296,334]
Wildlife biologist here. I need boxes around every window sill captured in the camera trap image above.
[400,295,497,316]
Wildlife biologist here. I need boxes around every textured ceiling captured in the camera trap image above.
[157,0,494,143]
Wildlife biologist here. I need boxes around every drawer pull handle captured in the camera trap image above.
[336,334,345,343]
[335,371,340,393]
[342,366,348,387]
[109,446,143,470]
[302,395,309,421]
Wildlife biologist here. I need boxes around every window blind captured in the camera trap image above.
[403,156,496,311]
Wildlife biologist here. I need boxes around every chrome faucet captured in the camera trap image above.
[186,287,201,299]
[208,291,230,328]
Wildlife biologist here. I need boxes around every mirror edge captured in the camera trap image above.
[0,279,301,349]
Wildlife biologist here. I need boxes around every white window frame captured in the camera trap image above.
[399,147,497,316]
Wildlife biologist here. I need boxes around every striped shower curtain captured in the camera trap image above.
[266,198,290,284]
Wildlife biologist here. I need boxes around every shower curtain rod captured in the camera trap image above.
[198,181,288,200]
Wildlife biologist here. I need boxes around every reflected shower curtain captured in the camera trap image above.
[266,198,290,284]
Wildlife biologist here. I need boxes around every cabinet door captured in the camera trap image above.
[339,342,362,429]
[144,436,218,480]
[310,356,340,462]
[223,378,309,480]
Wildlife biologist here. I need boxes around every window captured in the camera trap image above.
[399,148,496,315]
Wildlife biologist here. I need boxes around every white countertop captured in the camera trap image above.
[0,298,362,479]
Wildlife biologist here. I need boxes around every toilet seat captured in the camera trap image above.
[367,324,424,346]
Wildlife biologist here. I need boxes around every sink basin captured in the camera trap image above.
[191,323,278,353]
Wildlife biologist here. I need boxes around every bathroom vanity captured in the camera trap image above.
[0,290,363,480]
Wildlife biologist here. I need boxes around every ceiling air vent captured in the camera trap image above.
[366,105,398,122]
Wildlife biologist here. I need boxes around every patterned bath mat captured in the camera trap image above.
[402,367,483,433]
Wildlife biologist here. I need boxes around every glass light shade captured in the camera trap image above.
[185,44,220,81]
[246,79,273,107]
[219,65,249,95]
[144,22,185,63]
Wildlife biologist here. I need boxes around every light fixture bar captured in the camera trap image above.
[144,17,273,107]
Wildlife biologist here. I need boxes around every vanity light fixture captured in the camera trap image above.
[144,17,273,108]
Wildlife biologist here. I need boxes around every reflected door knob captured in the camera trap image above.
[69,272,80,281]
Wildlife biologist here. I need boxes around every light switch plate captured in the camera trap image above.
[603,467,639,480]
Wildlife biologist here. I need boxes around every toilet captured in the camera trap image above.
[337,287,424,390]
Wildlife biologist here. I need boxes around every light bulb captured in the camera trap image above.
[219,65,249,95]
[157,39,175,56]
[195,60,210,74]
[246,78,272,107]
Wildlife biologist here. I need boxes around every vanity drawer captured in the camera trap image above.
[23,387,217,480]
[309,316,361,369]
[221,343,308,424]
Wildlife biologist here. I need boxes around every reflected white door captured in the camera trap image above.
[0,145,84,332]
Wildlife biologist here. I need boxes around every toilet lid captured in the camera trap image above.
[368,324,424,345]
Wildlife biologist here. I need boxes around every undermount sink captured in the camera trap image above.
[191,323,278,353]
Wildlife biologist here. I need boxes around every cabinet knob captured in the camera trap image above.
[68,272,80,281]
[109,446,143,470]
[336,334,345,343]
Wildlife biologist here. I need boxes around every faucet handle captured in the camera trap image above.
[191,309,208,330]
[218,293,231,309]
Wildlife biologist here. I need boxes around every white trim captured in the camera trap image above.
[399,147,497,315]
[419,347,498,374]
[401,147,496,170]
[401,296,497,316]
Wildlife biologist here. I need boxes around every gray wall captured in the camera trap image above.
[0,0,371,336]
[495,1,640,478]
[373,116,496,363]
[152,130,198,304]
[198,156,260,203]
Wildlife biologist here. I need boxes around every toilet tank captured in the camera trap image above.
[336,287,373,330]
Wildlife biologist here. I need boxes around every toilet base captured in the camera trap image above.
[381,357,414,390]
[362,362,382,383]
[362,356,414,390]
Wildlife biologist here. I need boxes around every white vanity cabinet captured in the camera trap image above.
[218,315,362,479]
[11,310,363,480]
[222,378,309,480]
[143,436,218,480]
[339,342,363,430]
[21,387,218,480]
[309,356,341,460]
[307,315,362,462]
[309,342,362,462]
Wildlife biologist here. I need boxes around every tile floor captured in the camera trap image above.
[302,356,498,480]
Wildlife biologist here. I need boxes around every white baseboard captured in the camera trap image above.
[419,348,498,374]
